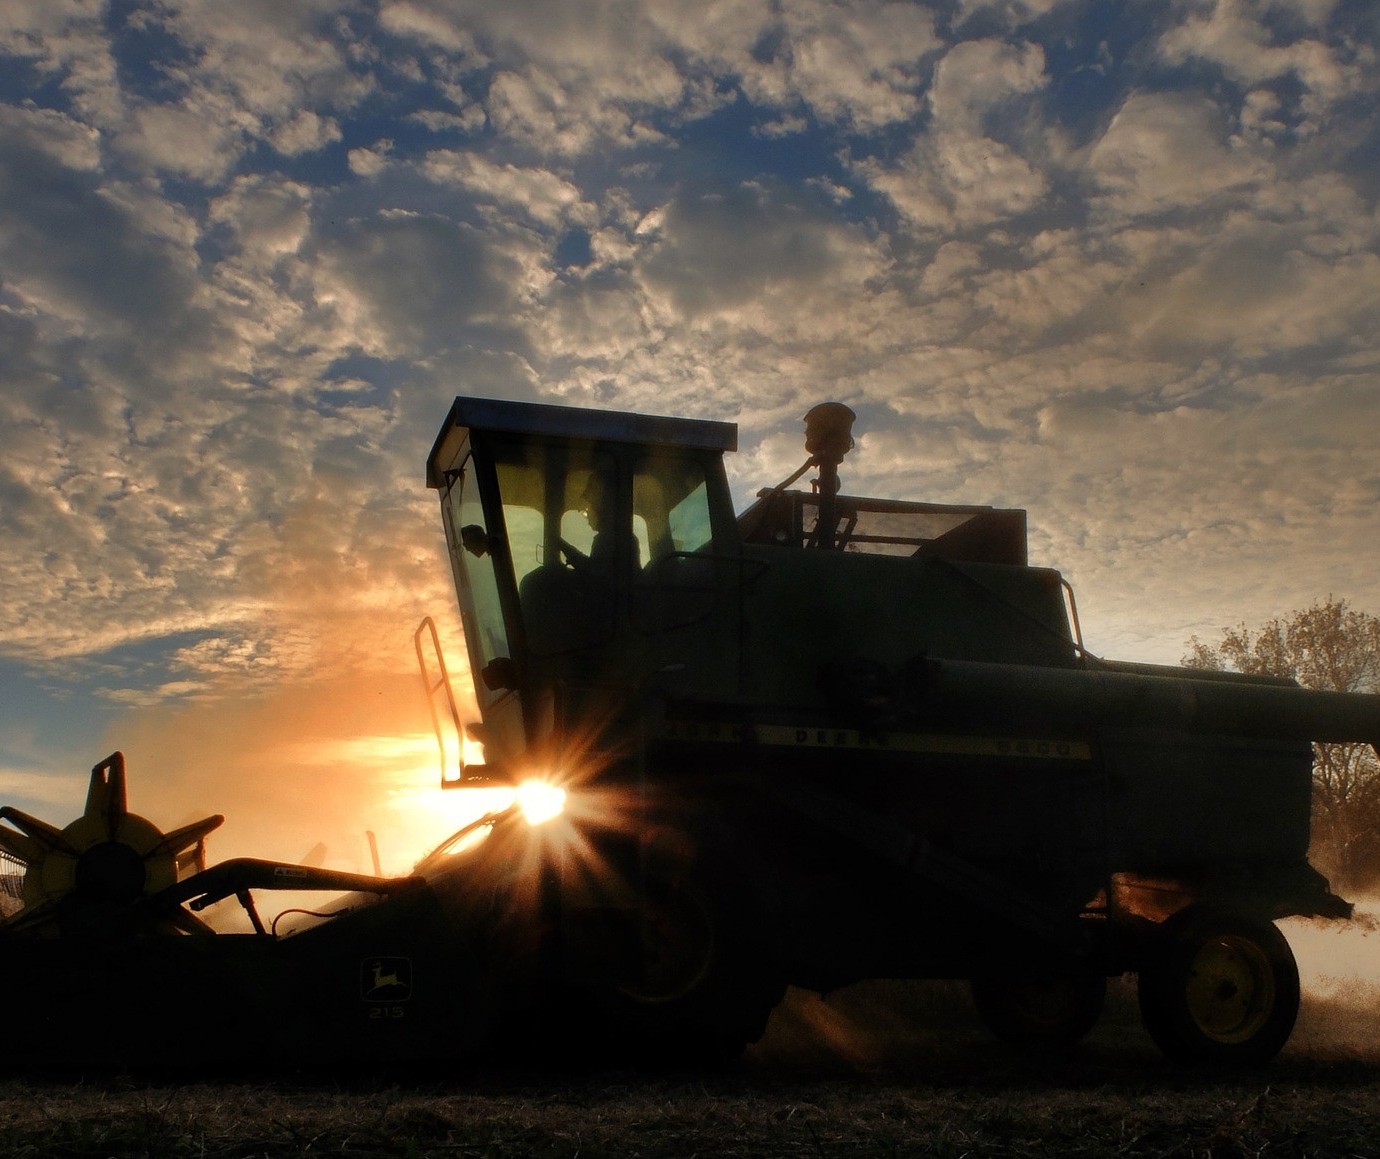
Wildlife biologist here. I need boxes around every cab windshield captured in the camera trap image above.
[451,436,722,663]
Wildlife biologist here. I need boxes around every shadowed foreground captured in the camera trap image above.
[4,980,1380,1157]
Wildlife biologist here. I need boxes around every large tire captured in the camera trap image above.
[971,969,1106,1049]
[1137,907,1299,1066]
[594,871,784,1065]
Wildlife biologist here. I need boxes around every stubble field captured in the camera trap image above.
[5,965,1380,1159]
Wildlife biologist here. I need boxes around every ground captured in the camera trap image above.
[4,978,1380,1157]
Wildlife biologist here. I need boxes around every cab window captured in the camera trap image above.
[444,456,510,700]
[489,441,620,656]
[632,454,715,563]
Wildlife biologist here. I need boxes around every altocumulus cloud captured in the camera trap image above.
[0,0,1378,845]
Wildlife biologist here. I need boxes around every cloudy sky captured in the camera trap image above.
[2,0,1378,871]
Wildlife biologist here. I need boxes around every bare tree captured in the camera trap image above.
[1184,598,1380,890]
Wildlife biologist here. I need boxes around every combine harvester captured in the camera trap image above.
[3,396,1377,1069]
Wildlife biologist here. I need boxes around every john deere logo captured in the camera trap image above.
[361,957,412,1002]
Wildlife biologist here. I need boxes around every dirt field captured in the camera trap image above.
[5,977,1380,1158]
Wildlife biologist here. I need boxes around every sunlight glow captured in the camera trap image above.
[515,779,567,825]
[357,717,621,872]
[461,736,487,768]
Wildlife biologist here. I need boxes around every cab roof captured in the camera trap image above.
[427,396,738,488]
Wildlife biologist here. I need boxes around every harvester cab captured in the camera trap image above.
[425,395,743,784]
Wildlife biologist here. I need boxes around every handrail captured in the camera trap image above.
[414,616,466,788]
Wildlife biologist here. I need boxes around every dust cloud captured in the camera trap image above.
[1282,903,1380,1060]
[746,911,1380,1072]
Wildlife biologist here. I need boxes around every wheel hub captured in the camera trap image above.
[1186,934,1275,1044]
[75,841,149,905]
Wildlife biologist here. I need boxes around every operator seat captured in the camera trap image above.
[519,561,610,655]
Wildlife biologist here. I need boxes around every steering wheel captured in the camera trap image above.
[557,538,591,572]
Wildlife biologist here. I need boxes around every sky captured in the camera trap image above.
[2,0,1378,874]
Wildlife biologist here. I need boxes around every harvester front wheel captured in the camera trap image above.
[1137,907,1299,1066]
[970,969,1106,1049]
[599,871,783,1065]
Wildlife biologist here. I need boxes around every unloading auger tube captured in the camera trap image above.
[912,656,1380,750]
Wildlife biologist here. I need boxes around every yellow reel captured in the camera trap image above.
[0,752,223,934]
